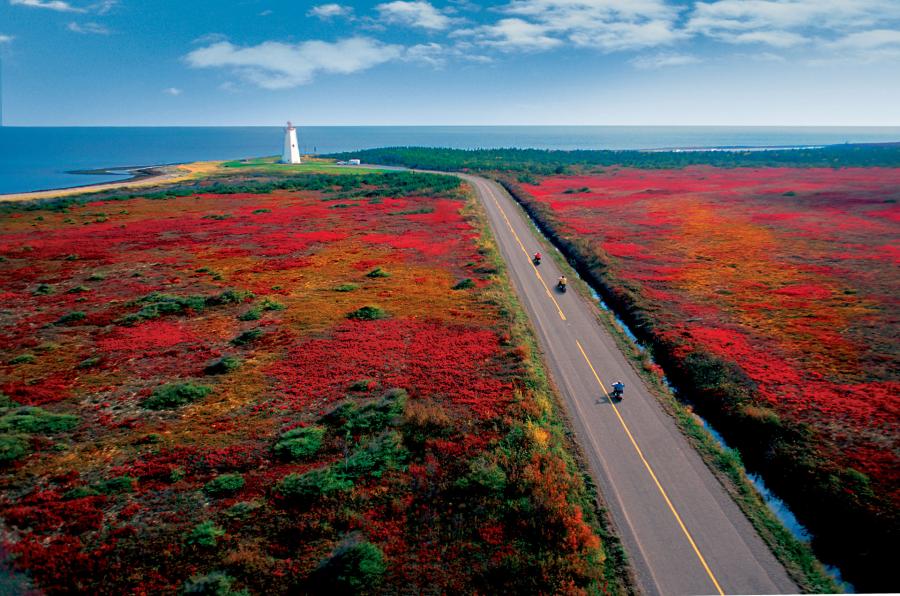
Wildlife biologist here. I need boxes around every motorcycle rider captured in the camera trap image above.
[611,381,625,399]
[533,251,542,264]
[558,275,567,289]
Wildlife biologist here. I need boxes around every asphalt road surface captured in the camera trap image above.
[462,173,797,596]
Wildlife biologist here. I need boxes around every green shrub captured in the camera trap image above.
[88,272,106,281]
[365,267,390,278]
[311,536,386,592]
[208,288,254,306]
[144,383,212,410]
[97,476,135,494]
[276,467,352,500]
[0,435,28,463]
[390,206,435,215]
[223,500,262,520]
[323,389,407,436]
[334,284,359,292]
[118,289,254,325]
[0,406,79,434]
[348,379,376,392]
[273,426,325,460]
[66,285,90,294]
[452,278,476,290]
[33,283,53,295]
[55,311,86,325]
[63,486,100,500]
[340,431,406,479]
[204,356,241,375]
[182,571,248,595]
[204,474,245,497]
[260,298,285,311]
[462,456,507,493]
[8,354,35,365]
[77,355,103,369]
[186,521,226,548]
[237,307,261,321]
[251,209,271,214]
[347,306,387,321]
[231,329,264,345]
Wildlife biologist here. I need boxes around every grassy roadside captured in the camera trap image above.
[461,181,635,596]
[221,156,384,175]
[493,177,839,594]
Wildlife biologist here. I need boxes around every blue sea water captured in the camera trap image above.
[1,125,899,194]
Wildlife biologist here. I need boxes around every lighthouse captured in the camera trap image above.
[281,121,301,164]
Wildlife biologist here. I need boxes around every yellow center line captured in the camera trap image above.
[486,186,567,321]
[575,339,726,596]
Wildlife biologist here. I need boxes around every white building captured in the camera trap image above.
[281,121,301,164]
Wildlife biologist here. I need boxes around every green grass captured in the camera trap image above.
[221,156,383,175]
[459,184,632,594]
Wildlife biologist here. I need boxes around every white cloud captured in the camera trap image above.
[67,21,110,34]
[163,87,182,96]
[829,29,900,50]
[405,42,447,66]
[467,0,684,52]
[460,17,562,51]
[185,37,404,89]
[308,4,353,19]
[11,0,83,11]
[0,34,14,44]
[259,9,273,17]
[825,28,900,62]
[377,1,453,30]
[630,51,700,69]
[91,0,116,14]
[569,19,687,50]
[688,0,900,47]
[723,30,807,47]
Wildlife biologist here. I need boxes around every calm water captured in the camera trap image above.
[1,125,899,194]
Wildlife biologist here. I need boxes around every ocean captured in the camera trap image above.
[1,125,899,194]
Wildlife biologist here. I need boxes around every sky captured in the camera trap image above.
[1,0,899,126]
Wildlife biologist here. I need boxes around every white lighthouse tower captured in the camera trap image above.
[281,121,301,164]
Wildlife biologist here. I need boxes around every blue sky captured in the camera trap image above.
[1,0,899,125]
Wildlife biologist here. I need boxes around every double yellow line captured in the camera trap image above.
[487,181,724,596]
[575,340,725,595]
[487,187,567,321]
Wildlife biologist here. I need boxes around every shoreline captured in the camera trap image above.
[0,161,223,203]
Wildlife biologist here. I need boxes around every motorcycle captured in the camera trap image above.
[533,255,542,266]
[557,280,567,293]
[610,382,624,400]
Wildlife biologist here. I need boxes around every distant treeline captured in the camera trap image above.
[1,171,462,213]
[328,143,900,173]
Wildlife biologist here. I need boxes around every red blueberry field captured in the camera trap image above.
[0,173,614,594]
[512,165,899,581]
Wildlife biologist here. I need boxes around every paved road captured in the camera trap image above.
[462,174,796,596]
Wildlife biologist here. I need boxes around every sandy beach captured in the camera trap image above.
[0,160,223,203]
